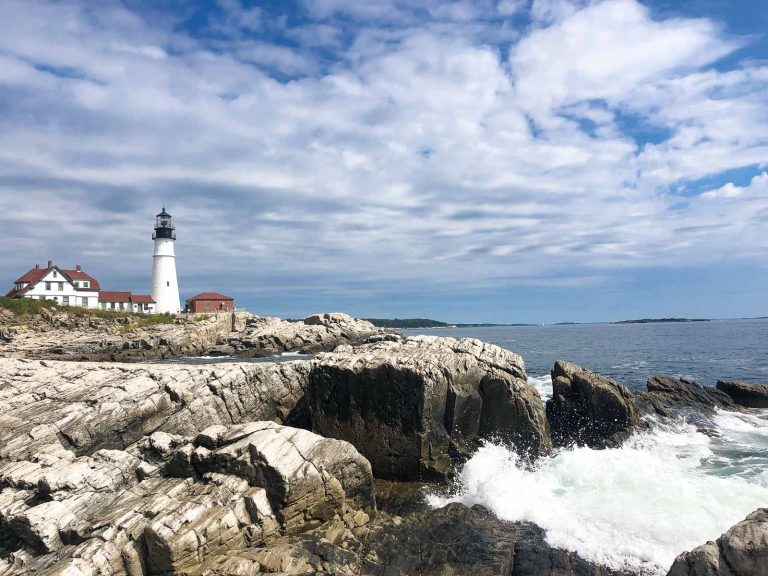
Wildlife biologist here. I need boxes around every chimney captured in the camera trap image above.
[47,260,53,268]
[76,264,81,272]
[35,264,40,269]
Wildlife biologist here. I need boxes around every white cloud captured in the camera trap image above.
[0,0,766,301]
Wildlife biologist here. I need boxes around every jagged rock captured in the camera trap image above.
[716,380,768,409]
[0,358,310,461]
[667,508,768,576]
[309,335,551,480]
[636,375,738,417]
[0,422,374,576]
[218,313,382,358]
[184,422,375,534]
[546,360,641,448]
[0,308,381,362]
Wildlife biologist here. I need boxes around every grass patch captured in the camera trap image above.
[0,296,58,315]
[0,297,177,330]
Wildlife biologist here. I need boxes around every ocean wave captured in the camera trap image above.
[427,414,768,575]
[528,374,553,402]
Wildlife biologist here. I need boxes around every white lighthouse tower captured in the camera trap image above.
[150,207,181,314]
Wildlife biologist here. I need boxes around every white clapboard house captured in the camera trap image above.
[5,261,156,313]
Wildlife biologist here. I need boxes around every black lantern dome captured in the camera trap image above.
[153,207,176,240]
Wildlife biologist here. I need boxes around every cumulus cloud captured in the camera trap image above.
[0,0,766,315]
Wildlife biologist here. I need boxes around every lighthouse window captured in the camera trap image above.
[167,281,170,286]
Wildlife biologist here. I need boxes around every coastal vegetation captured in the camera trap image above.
[0,296,176,329]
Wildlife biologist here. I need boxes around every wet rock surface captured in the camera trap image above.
[667,508,768,576]
[309,334,551,480]
[547,360,641,448]
[636,375,739,416]
[716,379,768,409]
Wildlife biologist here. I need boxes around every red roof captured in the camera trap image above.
[131,294,155,303]
[8,263,101,297]
[14,266,48,285]
[186,292,234,302]
[62,269,101,291]
[5,285,33,298]
[98,291,132,303]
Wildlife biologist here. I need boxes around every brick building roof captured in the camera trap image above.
[186,292,234,302]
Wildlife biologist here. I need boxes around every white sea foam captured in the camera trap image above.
[428,413,768,575]
[528,374,553,401]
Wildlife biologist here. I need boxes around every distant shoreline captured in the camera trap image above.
[364,317,768,329]
[613,318,710,324]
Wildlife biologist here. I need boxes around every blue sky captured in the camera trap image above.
[1,0,767,323]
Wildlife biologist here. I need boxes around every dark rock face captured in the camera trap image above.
[636,375,738,417]
[716,380,768,409]
[667,508,768,576]
[229,503,636,576]
[308,335,551,480]
[546,360,641,448]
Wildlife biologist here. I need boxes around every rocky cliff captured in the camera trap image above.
[0,308,381,362]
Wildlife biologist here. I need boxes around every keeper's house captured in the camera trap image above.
[185,292,234,313]
[6,261,156,314]
[6,261,100,308]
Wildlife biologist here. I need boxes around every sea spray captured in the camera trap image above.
[428,403,768,575]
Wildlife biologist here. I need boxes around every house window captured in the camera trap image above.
[74,281,79,287]
[83,281,89,288]
[110,302,116,310]
[119,302,124,310]
[58,282,64,291]
[63,296,69,306]
[45,282,51,290]
[53,271,57,278]
[82,297,88,307]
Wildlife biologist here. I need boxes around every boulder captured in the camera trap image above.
[716,380,768,409]
[218,313,382,357]
[636,375,738,417]
[546,360,641,448]
[667,508,768,576]
[186,422,375,533]
[0,422,375,576]
[309,335,551,480]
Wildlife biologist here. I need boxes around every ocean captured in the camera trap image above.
[404,320,768,575]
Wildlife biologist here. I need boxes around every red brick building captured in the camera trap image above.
[185,292,234,313]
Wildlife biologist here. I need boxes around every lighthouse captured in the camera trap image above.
[150,208,180,314]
